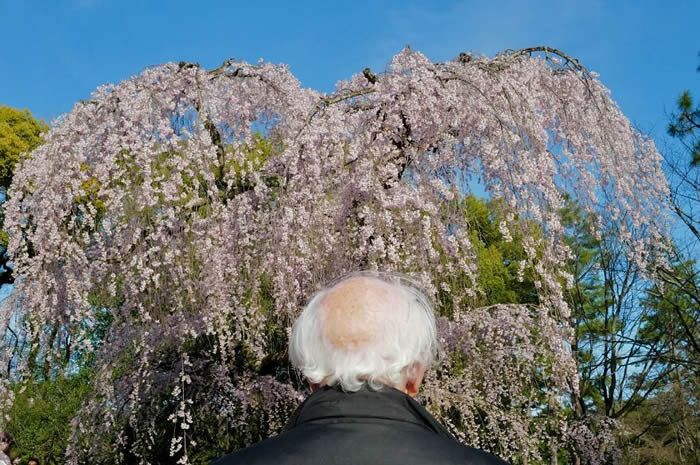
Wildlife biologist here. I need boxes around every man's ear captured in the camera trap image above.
[404,363,426,397]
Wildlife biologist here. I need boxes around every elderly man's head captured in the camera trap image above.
[289,271,438,396]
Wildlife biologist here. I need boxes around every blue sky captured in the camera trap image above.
[1,0,698,146]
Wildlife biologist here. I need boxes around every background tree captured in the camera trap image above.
[668,52,700,167]
[665,53,699,242]
[4,371,93,465]
[0,47,671,464]
[0,106,47,287]
[620,257,700,465]
[561,201,699,465]
[597,52,700,465]
[621,378,699,465]
[661,52,700,352]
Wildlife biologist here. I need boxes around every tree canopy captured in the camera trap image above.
[668,53,700,166]
[0,47,672,464]
[0,106,47,192]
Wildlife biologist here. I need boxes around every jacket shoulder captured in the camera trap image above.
[209,432,294,465]
[211,423,511,465]
[411,429,509,464]
[455,443,510,464]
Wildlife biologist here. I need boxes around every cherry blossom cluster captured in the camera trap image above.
[0,48,669,463]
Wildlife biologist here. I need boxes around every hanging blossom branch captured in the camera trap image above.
[289,46,599,147]
[0,46,670,464]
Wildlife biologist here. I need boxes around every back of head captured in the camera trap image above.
[289,271,439,392]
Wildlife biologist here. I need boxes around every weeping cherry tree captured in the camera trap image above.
[0,47,670,464]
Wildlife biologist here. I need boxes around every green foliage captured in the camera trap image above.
[226,132,283,195]
[434,195,539,316]
[0,106,48,192]
[621,381,699,465]
[642,256,700,374]
[561,195,700,462]
[560,199,611,411]
[107,133,282,225]
[667,54,700,166]
[460,196,539,306]
[4,372,93,465]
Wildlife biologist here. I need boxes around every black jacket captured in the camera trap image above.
[211,384,509,464]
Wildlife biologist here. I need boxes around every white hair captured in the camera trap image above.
[289,271,439,392]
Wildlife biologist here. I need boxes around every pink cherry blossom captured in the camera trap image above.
[0,47,669,464]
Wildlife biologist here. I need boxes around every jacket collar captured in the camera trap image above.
[283,384,455,440]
